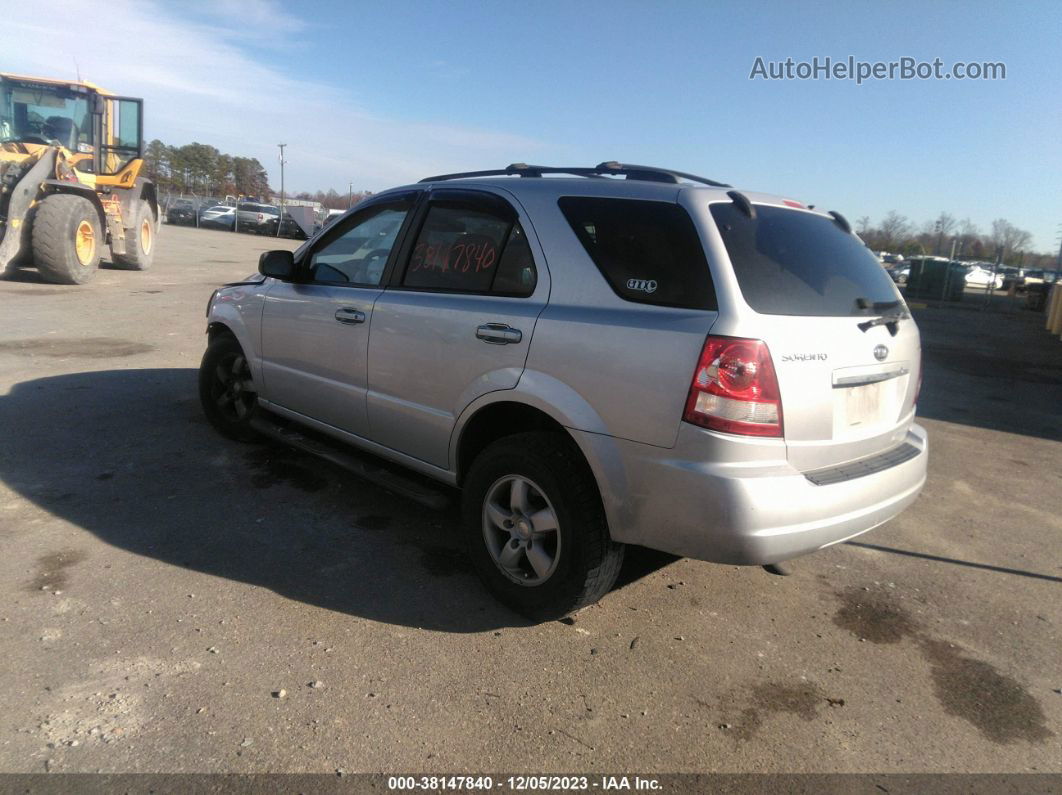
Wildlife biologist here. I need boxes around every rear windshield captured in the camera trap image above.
[710,203,900,316]
[559,197,716,310]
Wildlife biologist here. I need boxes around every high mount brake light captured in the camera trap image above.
[683,336,783,437]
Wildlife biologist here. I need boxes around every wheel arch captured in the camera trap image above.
[453,400,568,485]
[450,383,634,542]
[207,320,236,341]
[205,298,263,387]
[39,180,107,233]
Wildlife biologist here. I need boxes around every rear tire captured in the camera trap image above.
[199,334,261,442]
[462,432,624,621]
[113,199,156,270]
[32,194,102,284]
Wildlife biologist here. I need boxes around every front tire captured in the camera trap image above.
[31,193,102,284]
[113,199,156,270]
[462,432,624,620]
[198,334,261,442]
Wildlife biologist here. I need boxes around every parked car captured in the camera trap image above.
[888,264,910,285]
[998,266,1024,291]
[964,266,1004,289]
[323,209,346,227]
[256,211,308,240]
[236,202,279,232]
[166,198,198,225]
[199,205,236,230]
[199,162,927,619]
[1021,269,1045,286]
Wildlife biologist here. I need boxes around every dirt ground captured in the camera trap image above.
[0,224,1058,774]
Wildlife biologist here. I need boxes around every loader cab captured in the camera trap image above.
[0,74,144,183]
[0,74,93,152]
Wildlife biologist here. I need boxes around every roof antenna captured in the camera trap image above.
[73,57,81,83]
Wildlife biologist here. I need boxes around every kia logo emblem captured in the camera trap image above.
[873,344,888,361]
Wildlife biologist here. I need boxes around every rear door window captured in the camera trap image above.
[710,202,900,316]
[400,194,537,296]
[558,196,716,310]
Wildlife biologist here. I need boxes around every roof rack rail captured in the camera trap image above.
[419,162,730,187]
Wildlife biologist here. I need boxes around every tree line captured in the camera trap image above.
[143,140,272,200]
[142,140,376,210]
[856,211,1055,268]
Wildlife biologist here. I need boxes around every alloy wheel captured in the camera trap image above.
[482,475,561,586]
[210,352,256,422]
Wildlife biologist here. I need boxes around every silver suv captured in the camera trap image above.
[236,202,279,231]
[199,162,927,619]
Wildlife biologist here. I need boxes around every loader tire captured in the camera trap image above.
[32,194,103,285]
[112,199,156,271]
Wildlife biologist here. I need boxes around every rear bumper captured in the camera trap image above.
[578,422,927,565]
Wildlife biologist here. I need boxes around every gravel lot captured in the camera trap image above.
[0,224,1059,774]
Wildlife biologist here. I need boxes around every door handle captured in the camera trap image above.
[335,307,366,325]
[475,323,522,345]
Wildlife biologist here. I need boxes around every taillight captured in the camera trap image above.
[683,336,783,437]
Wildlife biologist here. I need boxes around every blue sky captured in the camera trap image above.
[7,0,1061,251]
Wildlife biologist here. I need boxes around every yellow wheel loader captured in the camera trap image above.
[0,73,159,284]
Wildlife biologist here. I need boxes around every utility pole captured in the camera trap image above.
[1056,223,1061,279]
[348,181,353,209]
[277,143,287,238]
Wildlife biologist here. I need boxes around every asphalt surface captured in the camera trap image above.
[0,224,1059,774]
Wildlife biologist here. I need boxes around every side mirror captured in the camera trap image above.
[259,250,295,280]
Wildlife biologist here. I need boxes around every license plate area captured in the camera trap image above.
[844,382,883,427]
[830,364,910,439]
[832,376,906,438]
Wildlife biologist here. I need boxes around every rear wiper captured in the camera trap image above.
[854,298,907,335]
[858,311,908,336]
[857,312,903,329]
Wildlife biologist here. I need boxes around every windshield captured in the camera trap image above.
[710,202,901,317]
[0,78,92,150]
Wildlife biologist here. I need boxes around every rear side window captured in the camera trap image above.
[558,197,716,310]
[711,203,900,316]
[402,201,537,296]
[492,223,538,296]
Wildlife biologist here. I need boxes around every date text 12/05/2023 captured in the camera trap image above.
[386,775,663,791]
